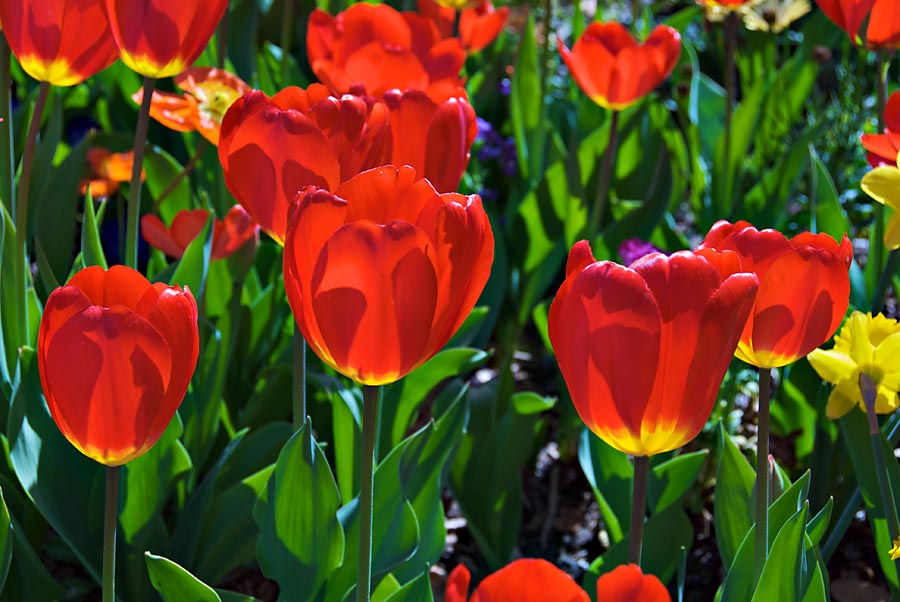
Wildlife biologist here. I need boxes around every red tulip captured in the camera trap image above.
[218,84,392,244]
[80,147,143,197]
[283,165,493,386]
[596,565,671,602]
[417,0,509,54]
[549,241,758,456]
[103,0,228,78]
[861,91,900,167]
[0,0,118,86]
[698,221,852,368]
[133,67,250,145]
[558,22,681,111]
[383,88,476,193]
[306,3,466,100]
[445,560,590,602]
[37,266,199,466]
[816,0,900,48]
[141,206,258,260]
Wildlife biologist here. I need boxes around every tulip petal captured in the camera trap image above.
[310,220,438,385]
[67,264,155,310]
[595,564,670,602]
[141,214,186,258]
[43,305,173,465]
[470,559,590,602]
[867,0,900,48]
[445,564,471,602]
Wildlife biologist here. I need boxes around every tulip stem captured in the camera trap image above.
[280,0,295,85]
[628,455,649,565]
[14,80,50,350]
[873,52,891,310]
[587,110,619,242]
[358,385,379,602]
[102,465,120,602]
[860,373,900,577]
[124,76,156,270]
[292,326,306,431]
[151,140,207,214]
[754,368,772,583]
[723,12,738,216]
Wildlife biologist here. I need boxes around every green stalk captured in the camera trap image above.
[292,326,306,431]
[14,81,50,347]
[357,385,380,602]
[628,455,650,565]
[859,373,900,577]
[124,76,156,269]
[280,0,295,85]
[102,465,121,602]
[587,110,620,242]
[723,12,738,215]
[754,368,772,582]
[872,52,890,304]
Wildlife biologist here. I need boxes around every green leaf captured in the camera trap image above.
[511,391,555,415]
[144,145,192,223]
[510,12,544,182]
[751,505,809,602]
[384,572,434,602]
[145,552,221,602]
[0,488,12,592]
[579,428,632,543]
[80,190,107,269]
[714,424,756,568]
[169,213,212,299]
[254,420,344,601]
[806,498,833,548]
[648,450,708,514]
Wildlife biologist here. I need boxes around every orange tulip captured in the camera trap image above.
[0,0,118,86]
[132,67,250,145]
[549,241,758,456]
[595,565,671,602]
[816,0,900,47]
[141,206,258,260]
[862,91,900,167]
[306,3,466,100]
[558,22,681,111]
[445,560,590,602]
[103,0,228,78]
[37,265,199,466]
[698,220,852,369]
[80,147,143,196]
[695,0,759,10]
[218,84,392,245]
[383,88,476,193]
[417,0,509,54]
[283,165,493,386]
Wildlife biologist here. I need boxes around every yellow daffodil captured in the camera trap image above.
[891,536,900,560]
[807,311,900,419]
[862,153,900,249]
[743,0,811,33]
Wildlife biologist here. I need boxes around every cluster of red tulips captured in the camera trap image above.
[1,0,896,600]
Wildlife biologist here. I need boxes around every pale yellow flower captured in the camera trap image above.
[743,0,811,33]
[890,536,900,560]
[807,312,900,419]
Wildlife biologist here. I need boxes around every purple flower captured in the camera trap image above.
[618,238,665,265]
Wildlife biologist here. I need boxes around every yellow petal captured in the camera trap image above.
[807,348,856,385]
[826,388,859,419]
[862,166,900,210]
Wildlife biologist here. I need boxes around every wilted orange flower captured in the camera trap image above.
[218,85,392,244]
[549,241,758,456]
[283,165,493,386]
[307,3,466,100]
[698,221,852,368]
[38,266,199,466]
[862,91,900,167]
[103,0,228,78]
[141,206,258,260]
[558,22,681,111]
[80,147,144,197]
[816,0,900,48]
[595,565,671,602]
[0,0,118,86]
[417,0,509,54]
[446,559,590,602]
[133,67,250,145]
[384,88,477,193]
